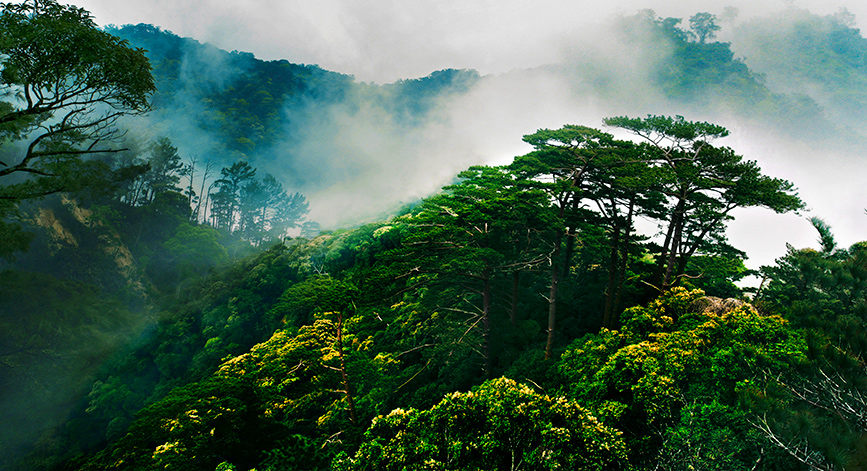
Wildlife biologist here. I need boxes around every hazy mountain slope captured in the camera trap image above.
[5,9,867,470]
[110,13,867,231]
[110,24,479,166]
[732,8,867,126]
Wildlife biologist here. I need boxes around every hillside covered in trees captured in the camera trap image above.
[1,1,865,470]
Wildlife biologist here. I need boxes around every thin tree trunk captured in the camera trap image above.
[482,272,492,378]
[545,237,562,360]
[657,221,675,284]
[562,227,576,279]
[194,163,213,224]
[335,311,358,425]
[612,198,635,326]
[510,271,519,327]
[662,198,686,290]
[130,178,146,207]
[560,194,582,279]
[186,156,196,209]
[603,223,621,328]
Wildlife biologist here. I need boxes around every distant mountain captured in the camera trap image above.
[111,10,867,173]
[109,13,867,229]
[732,8,867,125]
[110,24,480,166]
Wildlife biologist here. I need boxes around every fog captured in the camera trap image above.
[4,3,867,467]
[70,0,867,272]
[73,0,867,82]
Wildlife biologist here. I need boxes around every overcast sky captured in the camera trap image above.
[71,0,867,83]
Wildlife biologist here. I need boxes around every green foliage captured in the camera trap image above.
[90,288,400,470]
[752,224,867,468]
[0,102,842,471]
[688,12,721,43]
[603,114,729,141]
[0,207,34,258]
[5,3,854,469]
[734,8,867,125]
[161,223,229,282]
[605,114,803,291]
[0,0,154,206]
[389,165,556,374]
[0,269,141,471]
[682,253,751,298]
[759,238,867,357]
[614,10,839,139]
[339,377,629,471]
[557,287,807,468]
[80,376,261,471]
[269,275,358,326]
[123,137,184,206]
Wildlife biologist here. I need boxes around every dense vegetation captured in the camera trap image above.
[1,2,865,470]
[8,114,864,469]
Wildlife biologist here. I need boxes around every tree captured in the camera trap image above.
[579,139,663,327]
[238,173,309,244]
[393,166,553,376]
[0,0,154,203]
[557,288,808,469]
[268,187,309,239]
[511,125,632,357]
[604,115,803,291]
[209,161,256,230]
[127,137,184,206]
[758,219,866,364]
[78,376,264,471]
[688,12,721,43]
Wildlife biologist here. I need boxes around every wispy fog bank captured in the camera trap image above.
[83,1,867,268]
[74,0,867,82]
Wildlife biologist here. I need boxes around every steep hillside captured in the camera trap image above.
[3,7,867,471]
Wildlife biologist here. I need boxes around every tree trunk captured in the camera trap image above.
[335,311,358,425]
[510,271,520,327]
[612,198,635,324]
[186,157,196,209]
[482,272,492,378]
[662,197,686,290]
[545,239,562,360]
[562,226,576,279]
[603,223,621,329]
[560,194,582,279]
[657,213,675,285]
[194,165,212,223]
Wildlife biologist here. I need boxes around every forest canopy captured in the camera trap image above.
[1,3,865,471]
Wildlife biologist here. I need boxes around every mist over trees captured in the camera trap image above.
[15,114,852,471]
[82,7,867,234]
[1,2,866,471]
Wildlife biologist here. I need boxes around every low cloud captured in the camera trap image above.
[77,1,867,266]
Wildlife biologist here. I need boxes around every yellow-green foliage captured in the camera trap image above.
[340,377,629,471]
[218,316,398,431]
[557,287,808,468]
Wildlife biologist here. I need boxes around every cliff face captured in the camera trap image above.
[23,195,151,298]
[33,206,79,248]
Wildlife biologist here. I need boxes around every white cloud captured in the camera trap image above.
[72,0,867,82]
[67,0,867,266]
